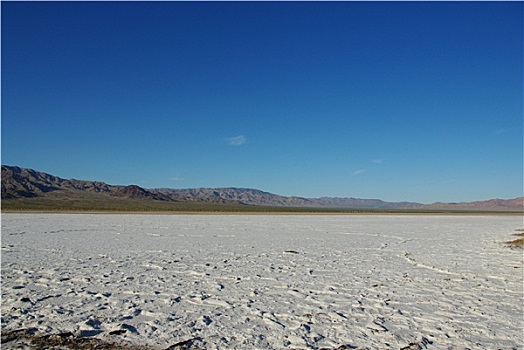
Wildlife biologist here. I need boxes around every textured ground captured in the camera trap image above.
[1,214,522,349]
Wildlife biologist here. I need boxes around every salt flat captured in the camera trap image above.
[1,213,522,349]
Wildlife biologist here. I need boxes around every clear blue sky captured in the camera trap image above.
[2,2,522,203]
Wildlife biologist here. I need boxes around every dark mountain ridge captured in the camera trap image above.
[2,165,113,198]
[2,165,522,211]
[1,165,315,207]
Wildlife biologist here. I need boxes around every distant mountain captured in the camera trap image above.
[413,198,524,212]
[312,196,523,212]
[311,197,421,209]
[114,185,171,201]
[2,165,522,212]
[154,187,319,207]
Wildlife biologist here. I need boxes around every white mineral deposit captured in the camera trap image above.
[1,214,522,349]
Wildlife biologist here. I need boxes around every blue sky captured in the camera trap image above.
[2,2,522,203]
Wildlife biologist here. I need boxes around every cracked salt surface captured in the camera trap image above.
[1,214,523,349]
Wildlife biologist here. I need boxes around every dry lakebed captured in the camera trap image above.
[1,213,523,349]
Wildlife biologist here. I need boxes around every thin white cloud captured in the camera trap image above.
[227,135,246,146]
[352,169,366,176]
[371,158,383,164]
[169,177,184,181]
[493,128,512,135]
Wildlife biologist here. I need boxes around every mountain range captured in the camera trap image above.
[2,165,522,212]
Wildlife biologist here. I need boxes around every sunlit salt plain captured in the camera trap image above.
[1,213,523,349]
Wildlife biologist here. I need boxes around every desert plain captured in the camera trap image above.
[1,213,523,349]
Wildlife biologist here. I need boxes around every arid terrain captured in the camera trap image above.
[2,214,522,349]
